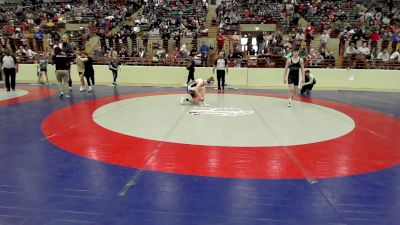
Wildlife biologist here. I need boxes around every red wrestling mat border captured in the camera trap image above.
[0,86,56,106]
[41,92,400,179]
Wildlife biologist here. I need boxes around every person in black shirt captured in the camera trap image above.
[283,49,305,107]
[109,56,120,85]
[300,70,316,95]
[79,52,96,92]
[52,47,71,97]
[186,56,195,84]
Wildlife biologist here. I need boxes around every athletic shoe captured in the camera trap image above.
[88,86,92,92]
[65,94,71,98]
[79,86,85,92]
[69,87,73,90]
[287,99,292,107]
[112,82,117,86]
[59,92,64,97]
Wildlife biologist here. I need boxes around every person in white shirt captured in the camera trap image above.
[213,52,228,90]
[1,49,18,91]
[320,30,330,46]
[389,51,400,61]
[345,42,358,68]
[357,42,370,57]
[345,43,357,56]
[377,48,390,69]
[180,43,189,57]
[23,46,37,60]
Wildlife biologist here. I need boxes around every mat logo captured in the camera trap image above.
[189,107,254,117]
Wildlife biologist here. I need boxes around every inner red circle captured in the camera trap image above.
[41,92,400,179]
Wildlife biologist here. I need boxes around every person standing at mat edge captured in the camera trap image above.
[52,47,71,97]
[109,56,120,85]
[79,52,95,92]
[74,51,86,92]
[186,55,195,84]
[1,49,18,91]
[213,52,228,91]
[283,48,305,107]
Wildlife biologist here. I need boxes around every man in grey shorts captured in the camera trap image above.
[52,47,71,97]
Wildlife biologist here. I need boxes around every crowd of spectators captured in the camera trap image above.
[1,0,399,70]
[215,0,299,35]
[0,0,139,62]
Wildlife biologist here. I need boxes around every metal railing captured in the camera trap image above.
[16,54,400,70]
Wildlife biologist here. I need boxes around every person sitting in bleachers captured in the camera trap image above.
[377,48,390,69]
[345,42,358,69]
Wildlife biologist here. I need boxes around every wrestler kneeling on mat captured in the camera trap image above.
[180,77,214,106]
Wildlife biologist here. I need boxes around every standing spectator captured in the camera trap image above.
[257,32,264,54]
[295,30,305,50]
[370,30,380,55]
[305,30,314,53]
[130,31,137,51]
[174,32,181,49]
[338,29,348,55]
[109,56,120,86]
[162,32,169,52]
[1,49,18,91]
[200,42,210,58]
[391,31,400,53]
[99,32,107,51]
[216,32,225,52]
[213,52,228,91]
[186,55,195,84]
[320,30,330,48]
[80,52,95,92]
[107,33,114,50]
[34,28,44,52]
[180,43,189,57]
[361,28,371,46]
[350,30,361,46]
[74,51,86,92]
[142,32,149,51]
[191,33,198,52]
[381,30,391,52]
[52,47,70,97]
[38,54,49,84]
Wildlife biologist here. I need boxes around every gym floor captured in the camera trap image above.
[0,84,399,225]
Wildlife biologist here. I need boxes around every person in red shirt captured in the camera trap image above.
[243,9,250,18]
[216,33,225,52]
[305,22,314,35]
[370,30,381,55]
